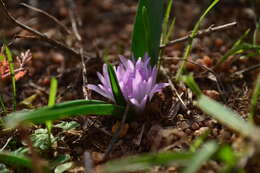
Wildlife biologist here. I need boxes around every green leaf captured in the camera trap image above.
[197,95,256,137]
[0,151,32,168]
[48,77,58,107]
[215,29,250,67]
[182,74,202,97]
[103,151,192,173]
[4,99,125,129]
[0,55,4,61]
[189,129,210,152]
[31,128,57,150]
[0,163,10,173]
[131,0,164,65]
[162,0,173,44]
[176,0,219,81]
[217,145,236,166]
[249,74,260,123]
[19,94,38,109]
[54,162,73,173]
[54,121,80,131]
[5,46,16,110]
[107,64,126,106]
[46,77,58,145]
[182,141,218,173]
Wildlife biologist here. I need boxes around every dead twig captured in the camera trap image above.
[66,0,82,41]
[0,0,88,59]
[104,104,130,160]
[164,57,227,101]
[232,63,260,77]
[20,3,71,34]
[160,21,237,48]
[160,66,187,110]
[65,0,90,99]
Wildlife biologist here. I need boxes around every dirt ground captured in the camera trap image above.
[1,0,260,172]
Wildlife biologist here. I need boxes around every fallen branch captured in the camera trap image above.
[160,21,237,48]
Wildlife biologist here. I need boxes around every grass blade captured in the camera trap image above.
[215,29,250,67]
[48,77,58,107]
[162,0,173,44]
[182,141,218,173]
[189,129,210,152]
[0,151,32,168]
[0,54,4,61]
[46,77,58,147]
[131,0,164,65]
[182,74,202,97]
[176,0,219,81]
[248,74,260,123]
[5,46,16,110]
[4,99,125,129]
[197,95,256,137]
[103,152,193,173]
[107,64,126,106]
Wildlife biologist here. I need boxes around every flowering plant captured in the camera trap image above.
[87,56,168,112]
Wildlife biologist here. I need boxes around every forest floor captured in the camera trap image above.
[0,0,260,172]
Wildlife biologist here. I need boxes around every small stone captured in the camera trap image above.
[202,55,213,67]
[215,38,224,48]
[191,122,200,130]
[203,90,220,100]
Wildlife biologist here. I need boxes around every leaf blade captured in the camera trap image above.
[197,95,256,137]
[4,100,125,128]
[107,64,126,106]
[131,0,164,65]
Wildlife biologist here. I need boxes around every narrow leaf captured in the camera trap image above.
[182,75,202,97]
[131,0,164,65]
[176,0,219,80]
[107,64,126,106]
[215,29,250,67]
[4,100,125,129]
[54,162,73,173]
[182,141,218,173]
[0,55,4,61]
[5,46,16,110]
[0,151,32,168]
[249,74,260,123]
[162,0,173,44]
[197,95,257,137]
[48,77,58,107]
[46,77,58,141]
[103,152,192,173]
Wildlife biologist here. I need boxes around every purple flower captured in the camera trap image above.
[87,56,168,112]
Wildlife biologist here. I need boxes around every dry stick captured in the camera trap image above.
[66,0,82,41]
[160,66,187,110]
[0,0,85,59]
[66,0,90,100]
[20,3,71,34]
[164,57,226,100]
[104,104,130,160]
[232,63,260,77]
[160,21,237,48]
